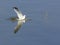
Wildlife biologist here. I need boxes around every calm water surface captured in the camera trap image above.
[0,0,60,45]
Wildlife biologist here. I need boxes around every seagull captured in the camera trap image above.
[13,7,26,20]
[13,7,26,33]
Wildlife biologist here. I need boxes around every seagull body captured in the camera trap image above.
[13,7,26,21]
[13,7,26,33]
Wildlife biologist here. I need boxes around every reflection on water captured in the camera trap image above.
[44,10,48,23]
[14,19,25,33]
[7,17,31,34]
[41,10,48,24]
[7,17,18,22]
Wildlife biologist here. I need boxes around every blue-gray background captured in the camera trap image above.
[0,0,60,45]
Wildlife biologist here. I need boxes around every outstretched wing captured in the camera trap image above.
[13,7,23,19]
[14,21,23,33]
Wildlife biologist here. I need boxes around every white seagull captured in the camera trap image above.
[13,7,26,33]
[13,7,26,20]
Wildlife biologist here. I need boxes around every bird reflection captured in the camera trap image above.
[8,17,31,34]
[14,19,25,33]
[7,7,31,34]
[7,17,18,22]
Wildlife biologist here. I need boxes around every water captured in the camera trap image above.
[0,0,60,45]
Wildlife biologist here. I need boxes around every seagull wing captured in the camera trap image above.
[14,21,23,33]
[13,7,23,19]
